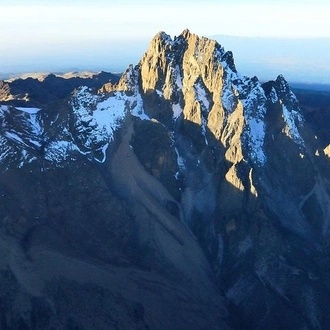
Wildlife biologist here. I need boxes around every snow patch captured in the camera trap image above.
[0,136,12,162]
[94,96,127,137]
[238,78,268,166]
[28,112,43,136]
[201,116,208,145]
[18,149,29,168]
[175,147,185,171]
[172,103,182,120]
[247,117,267,165]
[282,104,305,146]
[156,90,163,97]
[0,104,45,167]
[4,131,27,147]
[221,68,240,113]
[44,141,78,163]
[70,87,127,162]
[28,139,42,148]
[130,92,149,120]
[15,107,40,114]
[175,65,183,89]
[221,83,236,113]
[195,82,210,110]
[269,87,279,103]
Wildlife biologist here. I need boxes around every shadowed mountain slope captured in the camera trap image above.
[1,30,330,329]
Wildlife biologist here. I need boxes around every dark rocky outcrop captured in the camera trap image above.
[0,71,120,107]
[1,30,330,329]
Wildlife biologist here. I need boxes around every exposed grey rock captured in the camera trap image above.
[1,30,330,329]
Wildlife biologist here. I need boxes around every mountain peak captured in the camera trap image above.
[180,28,192,39]
[2,30,330,330]
[150,31,173,50]
[276,73,289,88]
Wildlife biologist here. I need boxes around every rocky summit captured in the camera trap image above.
[1,30,330,329]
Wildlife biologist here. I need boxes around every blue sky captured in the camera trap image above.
[1,0,329,83]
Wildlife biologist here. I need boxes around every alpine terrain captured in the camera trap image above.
[1,29,330,329]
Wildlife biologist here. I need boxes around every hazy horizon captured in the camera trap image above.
[1,0,329,84]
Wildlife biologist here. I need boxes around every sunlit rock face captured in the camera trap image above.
[1,30,330,329]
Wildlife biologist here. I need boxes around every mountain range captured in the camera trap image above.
[1,29,330,329]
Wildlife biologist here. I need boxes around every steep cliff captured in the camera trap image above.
[1,30,330,329]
